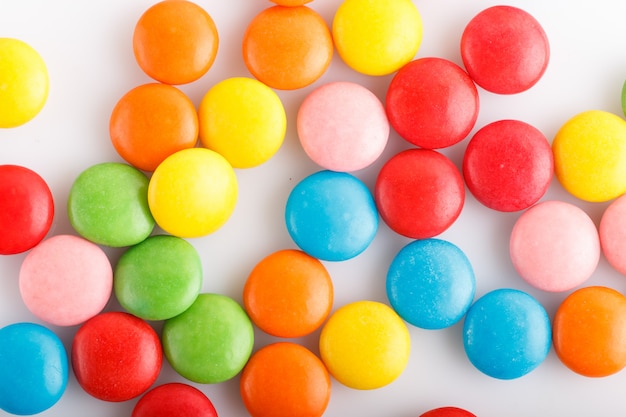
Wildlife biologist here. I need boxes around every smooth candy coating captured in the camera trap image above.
[332,0,422,76]
[462,119,553,212]
[599,193,626,275]
[109,83,199,172]
[198,77,286,168]
[553,286,626,377]
[148,148,238,238]
[463,289,551,380]
[375,149,465,239]
[319,300,410,390]
[509,200,600,292]
[385,57,479,149]
[420,407,476,417]
[114,235,203,321]
[240,342,331,417]
[621,79,626,118]
[0,323,68,415]
[386,239,475,330]
[0,164,54,255]
[285,170,378,261]
[133,0,218,84]
[71,311,162,402]
[19,234,112,327]
[243,249,333,338]
[68,162,154,247]
[297,81,389,172]
[460,5,549,94]
[270,0,312,5]
[162,293,254,384]
[0,38,49,127]
[552,110,626,202]
[132,383,218,417]
[242,6,332,90]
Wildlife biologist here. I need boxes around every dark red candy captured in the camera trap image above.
[132,383,218,417]
[419,406,476,417]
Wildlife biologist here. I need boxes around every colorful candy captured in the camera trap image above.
[599,193,626,275]
[419,407,476,417]
[132,383,218,417]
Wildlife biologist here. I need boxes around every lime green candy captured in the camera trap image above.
[114,235,202,321]
[68,162,155,247]
[162,293,254,384]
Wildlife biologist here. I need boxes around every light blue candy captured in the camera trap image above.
[386,238,475,329]
[0,322,68,415]
[463,288,551,380]
[285,170,378,261]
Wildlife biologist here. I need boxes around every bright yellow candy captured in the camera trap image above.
[332,0,423,76]
[319,300,410,390]
[0,38,49,128]
[198,77,286,168]
[553,110,626,202]
[148,148,238,238]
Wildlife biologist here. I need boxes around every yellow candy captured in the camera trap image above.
[148,148,238,238]
[553,110,626,202]
[0,38,49,128]
[332,0,423,76]
[198,77,286,168]
[319,300,410,390]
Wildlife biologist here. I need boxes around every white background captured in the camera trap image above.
[2,0,626,416]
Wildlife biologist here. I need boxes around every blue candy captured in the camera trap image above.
[0,322,68,415]
[462,288,551,379]
[386,238,475,329]
[285,170,378,261]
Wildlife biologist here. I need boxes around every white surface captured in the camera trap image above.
[2,1,626,416]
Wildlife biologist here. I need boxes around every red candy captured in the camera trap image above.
[386,57,479,149]
[420,406,476,417]
[460,5,549,94]
[132,383,218,417]
[375,149,465,239]
[462,119,553,212]
[0,165,54,255]
[71,311,162,402]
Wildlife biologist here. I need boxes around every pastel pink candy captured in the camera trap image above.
[297,81,389,172]
[19,234,113,326]
[600,193,626,275]
[509,200,600,292]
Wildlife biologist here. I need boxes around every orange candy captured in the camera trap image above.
[242,6,333,90]
[109,83,198,172]
[271,0,312,5]
[553,286,626,377]
[243,249,333,338]
[240,342,331,417]
[133,0,219,85]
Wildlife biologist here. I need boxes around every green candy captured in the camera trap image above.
[622,79,626,118]
[162,293,254,384]
[68,162,154,247]
[114,234,202,321]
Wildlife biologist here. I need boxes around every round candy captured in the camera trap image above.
[114,235,203,321]
[460,5,549,94]
[552,110,626,202]
[162,293,254,384]
[0,38,49,127]
[133,0,218,84]
[319,300,410,390]
[385,57,479,149]
[553,286,626,377]
[198,77,286,168]
[386,239,475,330]
[19,234,112,327]
[297,81,389,172]
[419,407,476,417]
[148,148,238,238]
[332,0,422,76]
[109,83,199,172]
[462,288,551,380]
[599,193,626,275]
[68,162,155,247]
[375,149,465,239]
[0,164,54,255]
[132,383,218,417]
[71,311,162,402]
[0,323,68,415]
[285,170,378,261]
[270,0,311,5]
[462,119,553,212]
[509,200,600,292]
[243,249,333,338]
[240,342,331,417]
